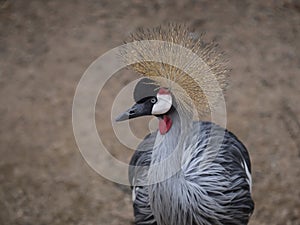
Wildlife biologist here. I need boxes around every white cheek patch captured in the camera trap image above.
[151,93,172,115]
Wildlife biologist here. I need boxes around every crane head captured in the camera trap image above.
[115,78,173,122]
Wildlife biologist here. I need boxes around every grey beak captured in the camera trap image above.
[115,103,139,122]
[115,110,130,122]
[115,102,152,122]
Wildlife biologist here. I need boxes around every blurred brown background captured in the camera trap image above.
[0,0,300,224]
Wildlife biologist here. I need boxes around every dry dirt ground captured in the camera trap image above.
[1,0,300,225]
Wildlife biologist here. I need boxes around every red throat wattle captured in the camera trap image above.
[159,115,172,135]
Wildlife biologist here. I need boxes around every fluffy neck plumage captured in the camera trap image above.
[148,107,193,225]
[150,108,185,179]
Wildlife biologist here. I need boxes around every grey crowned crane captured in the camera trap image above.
[116,24,254,225]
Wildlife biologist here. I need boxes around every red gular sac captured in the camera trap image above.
[159,115,172,134]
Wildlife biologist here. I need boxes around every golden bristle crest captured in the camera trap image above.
[122,24,229,116]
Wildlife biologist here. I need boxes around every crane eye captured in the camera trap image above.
[150,97,157,104]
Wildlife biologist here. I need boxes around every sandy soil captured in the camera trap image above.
[0,0,300,224]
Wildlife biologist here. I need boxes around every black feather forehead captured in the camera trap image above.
[134,78,159,103]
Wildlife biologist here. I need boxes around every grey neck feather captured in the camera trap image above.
[148,107,194,225]
[149,107,192,181]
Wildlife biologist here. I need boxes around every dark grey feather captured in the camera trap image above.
[129,121,254,225]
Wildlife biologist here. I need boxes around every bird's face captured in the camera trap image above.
[115,78,173,122]
[115,88,172,122]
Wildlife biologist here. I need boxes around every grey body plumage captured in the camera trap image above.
[129,108,254,225]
